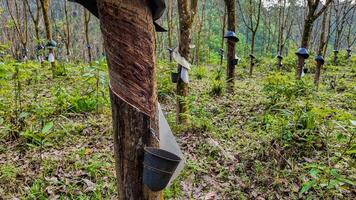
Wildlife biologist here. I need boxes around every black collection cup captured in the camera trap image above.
[171,72,179,83]
[143,147,181,191]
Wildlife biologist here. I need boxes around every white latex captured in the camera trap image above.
[158,103,185,186]
[48,53,55,62]
[180,67,189,83]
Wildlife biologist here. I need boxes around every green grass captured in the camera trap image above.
[0,55,355,199]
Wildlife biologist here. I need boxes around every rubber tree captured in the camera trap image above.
[25,0,42,57]
[40,0,56,76]
[238,0,262,77]
[194,0,206,65]
[276,0,294,69]
[5,0,29,60]
[83,9,92,63]
[297,0,332,79]
[166,0,174,49]
[63,0,71,60]
[224,0,236,92]
[68,0,163,199]
[332,0,355,65]
[177,0,199,124]
[314,10,328,87]
[99,0,162,199]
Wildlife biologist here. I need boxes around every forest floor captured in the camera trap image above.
[0,55,355,199]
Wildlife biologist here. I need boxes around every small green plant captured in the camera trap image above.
[210,79,225,96]
[0,163,17,184]
[193,65,207,80]
[262,72,312,105]
[299,164,355,197]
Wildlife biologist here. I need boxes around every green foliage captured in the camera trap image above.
[210,79,225,96]
[299,164,355,197]
[0,163,18,184]
[192,65,207,80]
[262,72,312,104]
[20,121,54,148]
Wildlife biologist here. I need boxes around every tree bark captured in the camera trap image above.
[296,57,305,79]
[96,0,161,199]
[249,31,256,77]
[64,0,71,60]
[224,0,236,92]
[195,0,206,65]
[176,0,198,124]
[84,9,92,63]
[167,0,173,49]
[40,0,56,76]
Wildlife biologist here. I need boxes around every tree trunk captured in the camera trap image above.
[301,17,313,48]
[176,26,190,124]
[296,57,305,79]
[195,0,206,65]
[224,0,236,92]
[167,0,173,49]
[314,62,322,86]
[220,7,227,50]
[40,0,56,77]
[176,0,198,125]
[249,32,255,76]
[84,9,92,63]
[64,1,71,60]
[96,0,161,199]
[333,51,338,65]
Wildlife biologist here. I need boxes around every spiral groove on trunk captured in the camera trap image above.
[98,0,157,118]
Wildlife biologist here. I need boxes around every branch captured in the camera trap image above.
[314,0,333,19]
[237,0,253,30]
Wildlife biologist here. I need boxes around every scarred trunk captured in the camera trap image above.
[314,62,322,86]
[297,57,304,79]
[224,0,236,92]
[97,0,161,199]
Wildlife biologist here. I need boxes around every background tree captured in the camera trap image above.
[39,0,56,76]
[238,0,262,76]
[83,9,91,63]
[315,10,328,87]
[5,0,29,60]
[176,0,199,124]
[224,0,237,92]
[296,0,332,79]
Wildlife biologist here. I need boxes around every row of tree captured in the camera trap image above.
[0,0,354,64]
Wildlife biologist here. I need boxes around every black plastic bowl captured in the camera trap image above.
[143,164,173,191]
[143,147,181,173]
[171,72,179,83]
[143,147,181,191]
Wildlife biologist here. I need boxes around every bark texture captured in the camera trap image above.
[96,0,160,199]
[40,0,56,75]
[177,0,198,124]
[224,0,236,92]
[296,57,305,79]
[97,0,157,117]
[314,62,322,86]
